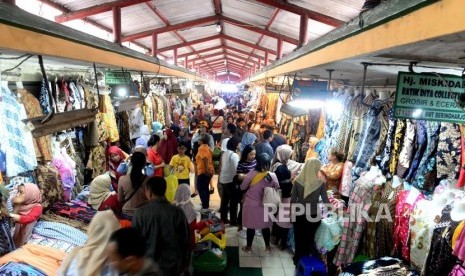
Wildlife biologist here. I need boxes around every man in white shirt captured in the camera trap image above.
[219,137,241,225]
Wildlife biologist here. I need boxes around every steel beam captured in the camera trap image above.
[190,52,225,63]
[55,0,149,23]
[214,0,221,14]
[122,16,218,42]
[224,46,262,60]
[226,53,256,66]
[156,35,221,53]
[39,0,155,56]
[299,14,308,47]
[222,34,276,55]
[265,51,269,66]
[254,0,343,27]
[222,16,298,45]
[178,45,222,59]
[151,33,157,57]
[277,38,283,60]
[112,6,122,44]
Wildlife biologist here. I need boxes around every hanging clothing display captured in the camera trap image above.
[334,174,376,266]
[424,204,460,275]
[436,123,461,182]
[100,95,120,143]
[129,107,144,140]
[388,119,406,175]
[352,102,384,177]
[405,121,427,182]
[396,120,416,178]
[411,121,440,192]
[0,85,37,177]
[377,110,396,174]
[18,89,53,163]
[35,164,65,212]
[346,95,374,161]
[143,96,154,133]
[393,189,425,262]
[375,181,403,258]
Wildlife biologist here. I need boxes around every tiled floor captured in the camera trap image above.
[191,176,297,276]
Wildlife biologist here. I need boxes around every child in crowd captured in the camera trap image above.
[170,141,193,185]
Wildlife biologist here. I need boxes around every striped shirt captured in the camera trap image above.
[236,160,257,174]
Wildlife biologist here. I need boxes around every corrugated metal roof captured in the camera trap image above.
[25,0,366,78]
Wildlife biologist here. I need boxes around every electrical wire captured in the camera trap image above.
[0,54,32,60]
[1,55,33,74]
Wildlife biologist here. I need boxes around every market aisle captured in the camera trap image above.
[192,175,296,276]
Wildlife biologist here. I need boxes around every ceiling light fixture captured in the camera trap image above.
[216,22,222,33]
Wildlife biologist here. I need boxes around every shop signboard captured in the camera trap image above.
[394,72,465,123]
[265,82,290,93]
[291,80,328,101]
[105,71,132,85]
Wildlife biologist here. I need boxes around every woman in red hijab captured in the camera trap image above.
[9,183,42,247]
[107,146,128,190]
[159,129,178,164]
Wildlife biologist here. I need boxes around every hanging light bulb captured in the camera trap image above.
[216,22,222,33]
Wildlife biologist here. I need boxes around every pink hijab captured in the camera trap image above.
[17,183,42,215]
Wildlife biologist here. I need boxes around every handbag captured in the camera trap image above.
[263,173,281,208]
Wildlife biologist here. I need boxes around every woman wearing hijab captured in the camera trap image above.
[305,136,320,161]
[135,125,151,148]
[107,146,128,189]
[9,183,42,247]
[173,185,197,251]
[88,174,122,216]
[240,153,279,254]
[58,210,120,276]
[236,145,256,239]
[159,129,178,164]
[270,145,298,250]
[291,158,330,265]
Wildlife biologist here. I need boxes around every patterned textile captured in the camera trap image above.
[396,120,416,178]
[33,221,86,246]
[116,112,131,152]
[411,122,440,192]
[27,234,76,253]
[35,164,65,212]
[18,89,53,163]
[52,153,76,202]
[0,85,37,177]
[405,121,427,182]
[68,82,84,110]
[0,262,47,276]
[0,243,67,276]
[336,95,354,153]
[333,175,375,266]
[388,119,406,175]
[362,188,382,258]
[339,161,353,197]
[72,154,85,199]
[319,94,348,164]
[0,220,15,257]
[458,126,465,187]
[143,97,153,133]
[101,95,120,143]
[129,107,144,140]
[87,145,106,179]
[51,202,97,224]
[84,85,98,110]
[424,204,460,275]
[347,95,374,161]
[39,80,51,115]
[377,111,396,174]
[315,214,343,253]
[409,200,443,274]
[96,113,109,143]
[340,257,418,276]
[375,181,403,258]
[437,123,461,182]
[352,103,384,177]
[40,213,88,232]
[393,190,425,262]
